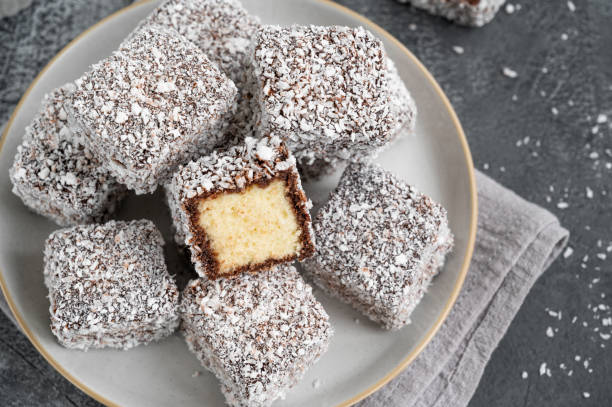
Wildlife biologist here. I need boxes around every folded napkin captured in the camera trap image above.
[358,171,569,407]
[0,170,568,407]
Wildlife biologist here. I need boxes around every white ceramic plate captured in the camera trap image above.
[0,1,477,406]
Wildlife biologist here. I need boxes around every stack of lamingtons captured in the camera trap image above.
[8,1,454,406]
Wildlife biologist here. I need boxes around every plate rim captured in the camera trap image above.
[0,1,478,406]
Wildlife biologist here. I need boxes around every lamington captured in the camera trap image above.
[44,220,180,350]
[398,0,506,27]
[166,136,314,279]
[9,84,125,227]
[299,58,417,178]
[133,0,261,144]
[135,0,259,86]
[302,163,454,330]
[250,25,416,177]
[66,26,237,194]
[181,265,332,407]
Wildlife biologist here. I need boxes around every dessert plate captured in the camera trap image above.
[0,1,477,406]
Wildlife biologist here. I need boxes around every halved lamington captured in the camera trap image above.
[44,220,180,350]
[166,136,314,279]
[302,163,454,330]
[402,0,506,27]
[134,0,261,144]
[250,25,416,177]
[66,26,237,194]
[9,84,125,226]
[181,265,332,407]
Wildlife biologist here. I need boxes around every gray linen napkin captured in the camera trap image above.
[358,171,569,407]
[0,170,568,407]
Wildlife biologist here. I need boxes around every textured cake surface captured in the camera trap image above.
[133,0,261,145]
[166,136,314,279]
[298,57,417,178]
[136,0,260,85]
[302,162,454,330]
[9,84,125,226]
[181,265,332,407]
[403,0,506,27]
[251,25,394,166]
[44,219,180,350]
[251,25,418,178]
[66,26,237,194]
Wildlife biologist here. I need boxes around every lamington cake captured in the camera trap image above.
[302,163,454,330]
[9,84,125,227]
[166,136,314,279]
[66,26,237,194]
[44,220,180,350]
[135,0,260,86]
[399,0,506,27]
[181,265,332,407]
[133,0,261,144]
[250,25,416,177]
[386,58,417,144]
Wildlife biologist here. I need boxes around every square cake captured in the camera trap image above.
[9,84,125,227]
[66,26,237,194]
[298,57,417,178]
[132,0,261,145]
[302,163,454,330]
[250,25,415,175]
[135,0,260,87]
[166,136,314,279]
[402,0,506,27]
[181,265,332,407]
[44,219,180,350]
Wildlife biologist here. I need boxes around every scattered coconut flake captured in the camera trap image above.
[539,362,547,376]
[563,247,574,258]
[557,201,569,209]
[597,114,608,123]
[586,187,594,199]
[505,3,515,14]
[452,46,464,55]
[546,326,555,338]
[521,371,528,379]
[583,392,590,399]
[502,67,518,78]
[567,1,576,12]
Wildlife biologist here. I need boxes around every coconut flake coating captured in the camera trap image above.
[66,26,237,194]
[166,136,314,278]
[180,265,332,407]
[302,163,454,330]
[44,219,180,350]
[402,0,505,27]
[133,0,261,145]
[9,84,125,227]
[251,25,398,167]
[135,0,260,86]
[386,58,417,143]
[298,57,417,178]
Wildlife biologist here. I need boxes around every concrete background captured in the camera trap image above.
[1,0,611,405]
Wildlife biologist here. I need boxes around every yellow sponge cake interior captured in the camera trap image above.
[196,178,303,276]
